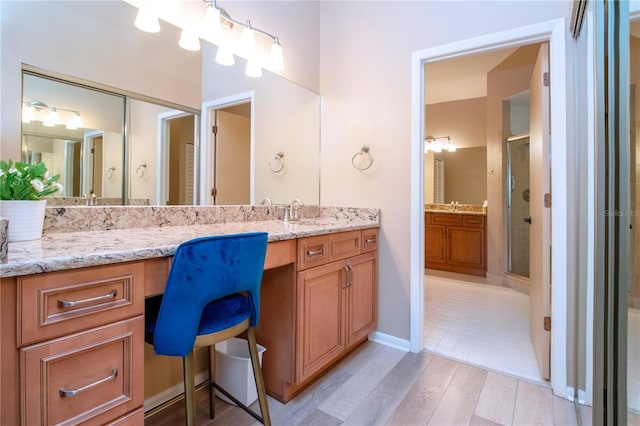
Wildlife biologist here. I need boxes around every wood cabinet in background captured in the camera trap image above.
[425,212,486,277]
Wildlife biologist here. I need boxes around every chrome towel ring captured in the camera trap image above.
[269,152,285,173]
[352,145,373,171]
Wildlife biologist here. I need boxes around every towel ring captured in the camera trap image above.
[136,163,147,177]
[269,152,285,173]
[106,167,116,180]
[352,145,373,171]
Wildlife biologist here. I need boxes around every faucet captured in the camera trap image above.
[284,199,304,222]
[260,197,273,206]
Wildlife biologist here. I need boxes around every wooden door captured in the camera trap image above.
[215,109,250,205]
[528,42,551,380]
[296,261,346,381]
[346,252,377,349]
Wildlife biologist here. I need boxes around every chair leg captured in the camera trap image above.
[183,352,197,426]
[208,345,216,419]
[247,327,271,426]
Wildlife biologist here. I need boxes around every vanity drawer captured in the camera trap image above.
[424,212,432,225]
[362,228,379,253]
[17,262,145,347]
[328,230,362,262]
[462,215,486,228]
[21,316,144,426]
[298,235,329,270]
[431,213,462,227]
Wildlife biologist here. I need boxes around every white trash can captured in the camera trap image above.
[214,337,266,406]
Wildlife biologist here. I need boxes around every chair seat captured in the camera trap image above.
[145,294,251,347]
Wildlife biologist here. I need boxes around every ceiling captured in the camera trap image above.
[424,47,517,105]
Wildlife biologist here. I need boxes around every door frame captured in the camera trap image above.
[157,110,199,205]
[410,19,569,396]
[200,91,255,205]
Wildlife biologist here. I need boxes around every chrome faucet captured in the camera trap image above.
[284,199,304,222]
[260,197,273,206]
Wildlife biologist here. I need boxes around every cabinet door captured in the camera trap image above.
[345,252,377,349]
[297,262,346,382]
[425,225,447,265]
[447,227,485,269]
[21,316,144,426]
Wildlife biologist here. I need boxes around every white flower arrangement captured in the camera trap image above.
[0,160,63,200]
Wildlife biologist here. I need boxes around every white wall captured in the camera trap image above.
[318,1,572,340]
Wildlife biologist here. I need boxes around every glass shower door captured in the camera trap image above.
[507,135,531,278]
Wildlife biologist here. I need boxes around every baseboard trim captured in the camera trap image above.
[368,331,411,352]
[143,370,209,412]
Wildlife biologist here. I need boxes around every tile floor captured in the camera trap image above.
[424,270,545,385]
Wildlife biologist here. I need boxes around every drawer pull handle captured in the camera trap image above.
[365,237,376,243]
[58,290,117,308]
[59,368,118,397]
[307,248,323,256]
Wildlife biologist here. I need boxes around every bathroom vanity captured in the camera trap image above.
[0,205,379,425]
[424,209,487,277]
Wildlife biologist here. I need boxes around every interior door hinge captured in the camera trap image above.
[544,316,551,331]
[543,72,550,87]
[211,188,217,197]
[212,125,218,134]
[544,193,552,208]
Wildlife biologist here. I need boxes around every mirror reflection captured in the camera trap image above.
[22,72,199,206]
[22,72,126,205]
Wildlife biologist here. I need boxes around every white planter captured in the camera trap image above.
[0,200,46,242]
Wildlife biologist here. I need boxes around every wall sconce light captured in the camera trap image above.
[424,136,456,153]
[23,100,83,130]
[132,0,284,77]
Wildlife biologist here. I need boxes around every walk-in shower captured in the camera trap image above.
[507,134,530,278]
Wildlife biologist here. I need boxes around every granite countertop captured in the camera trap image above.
[1,217,379,278]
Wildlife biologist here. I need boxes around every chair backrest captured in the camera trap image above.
[153,232,268,356]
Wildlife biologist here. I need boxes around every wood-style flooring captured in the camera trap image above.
[144,340,608,426]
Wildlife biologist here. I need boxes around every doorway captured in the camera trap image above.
[410,18,570,397]
[422,42,548,383]
[201,92,254,205]
[158,112,198,205]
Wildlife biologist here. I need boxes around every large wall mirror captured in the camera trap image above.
[11,1,321,207]
[21,71,198,206]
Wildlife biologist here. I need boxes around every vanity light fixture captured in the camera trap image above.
[424,136,456,153]
[23,100,83,129]
[132,0,283,77]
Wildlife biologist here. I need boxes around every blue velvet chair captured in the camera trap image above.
[145,232,271,426]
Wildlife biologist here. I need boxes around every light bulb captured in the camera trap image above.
[43,107,59,127]
[179,27,200,51]
[268,38,284,71]
[216,44,235,66]
[134,1,160,33]
[245,58,262,78]
[67,112,83,130]
[22,103,34,123]
[203,6,222,41]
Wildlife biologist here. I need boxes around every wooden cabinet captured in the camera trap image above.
[2,261,146,426]
[257,228,378,403]
[296,231,377,385]
[425,212,486,276]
